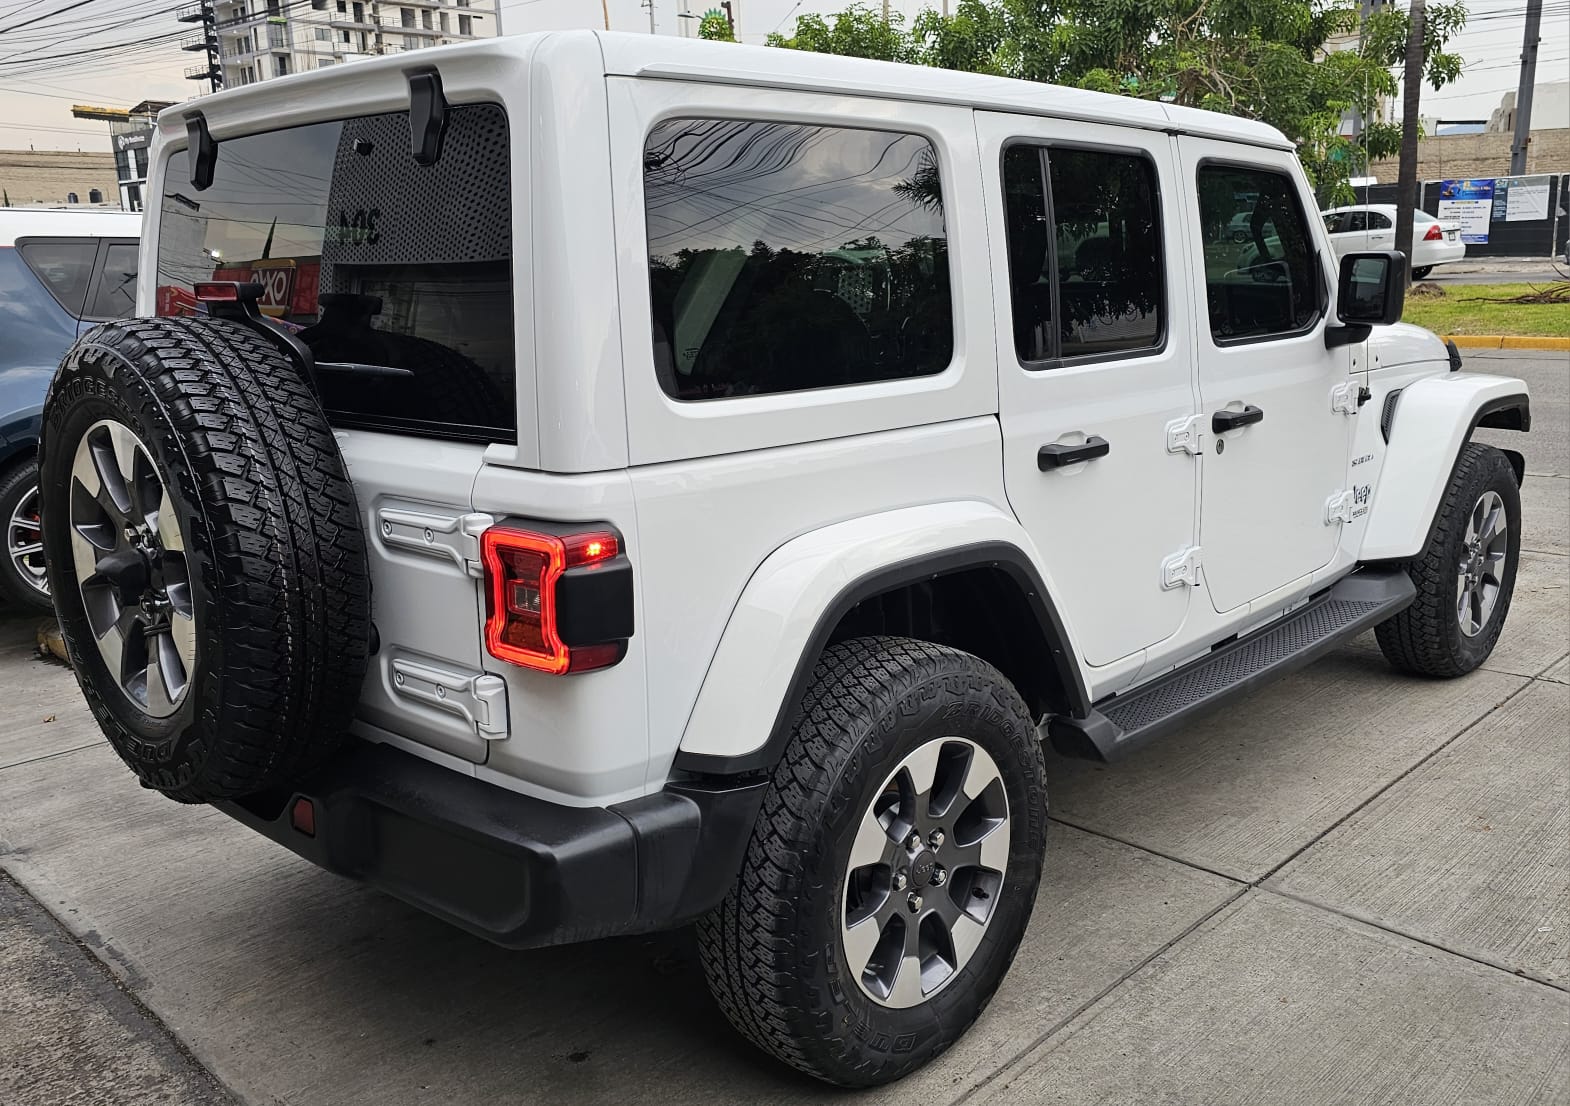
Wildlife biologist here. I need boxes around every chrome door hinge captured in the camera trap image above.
[391,657,510,739]
[1161,546,1202,589]
[377,508,496,578]
[1165,414,1205,456]
[1330,382,1372,416]
[1325,489,1356,525]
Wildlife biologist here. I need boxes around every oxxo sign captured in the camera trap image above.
[246,261,296,316]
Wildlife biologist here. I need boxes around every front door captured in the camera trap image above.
[1176,140,1354,614]
[979,114,1198,668]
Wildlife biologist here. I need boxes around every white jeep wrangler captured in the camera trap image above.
[39,32,1530,1088]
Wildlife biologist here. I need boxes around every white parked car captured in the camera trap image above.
[1322,204,1465,278]
[39,32,1529,1088]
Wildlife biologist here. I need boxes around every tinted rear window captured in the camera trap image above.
[18,239,96,317]
[156,104,515,443]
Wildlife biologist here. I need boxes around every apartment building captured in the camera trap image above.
[180,0,501,87]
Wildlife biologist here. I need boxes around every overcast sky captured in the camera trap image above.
[0,0,1565,155]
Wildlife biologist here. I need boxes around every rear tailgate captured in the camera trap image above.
[150,93,518,765]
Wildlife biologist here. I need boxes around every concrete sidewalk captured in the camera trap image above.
[1,350,1566,1104]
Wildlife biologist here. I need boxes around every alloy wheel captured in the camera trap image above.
[841,736,1011,1009]
[5,482,48,599]
[1457,489,1508,638]
[67,419,196,717]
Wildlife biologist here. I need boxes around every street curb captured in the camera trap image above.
[1443,335,1570,351]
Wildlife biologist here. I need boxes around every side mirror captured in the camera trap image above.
[1337,251,1405,326]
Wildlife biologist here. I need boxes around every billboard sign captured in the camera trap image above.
[1437,179,1495,244]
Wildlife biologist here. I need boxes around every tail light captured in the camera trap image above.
[481,524,633,674]
[1422,224,1443,241]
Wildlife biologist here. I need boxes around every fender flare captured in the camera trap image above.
[1360,374,1531,563]
[673,502,1088,776]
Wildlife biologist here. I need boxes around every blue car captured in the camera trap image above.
[1,209,141,611]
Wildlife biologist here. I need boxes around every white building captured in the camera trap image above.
[180,0,501,87]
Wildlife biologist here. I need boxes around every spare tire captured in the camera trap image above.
[39,317,371,803]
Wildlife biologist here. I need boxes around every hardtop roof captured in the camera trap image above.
[159,30,1294,154]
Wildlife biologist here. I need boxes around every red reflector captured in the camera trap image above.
[290,797,316,837]
[1422,224,1443,241]
[193,282,241,302]
[481,527,620,674]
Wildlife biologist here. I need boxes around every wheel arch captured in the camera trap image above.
[673,503,1088,777]
[1360,375,1531,563]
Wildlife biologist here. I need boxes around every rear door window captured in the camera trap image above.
[1001,144,1164,364]
[85,241,139,320]
[643,118,953,400]
[156,104,515,443]
[17,238,97,317]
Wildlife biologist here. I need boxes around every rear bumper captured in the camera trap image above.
[1416,240,1466,268]
[216,741,766,949]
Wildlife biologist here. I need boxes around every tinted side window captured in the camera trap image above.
[1002,145,1163,363]
[1323,212,1347,235]
[17,239,96,317]
[644,118,952,401]
[1050,149,1162,357]
[1368,211,1393,230]
[86,241,139,319]
[1197,165,1319,342]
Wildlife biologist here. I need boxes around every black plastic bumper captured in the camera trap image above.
[215,741,767,949]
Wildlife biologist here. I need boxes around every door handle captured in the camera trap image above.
[1212,405,1264,433]
[1038,436,1110,470]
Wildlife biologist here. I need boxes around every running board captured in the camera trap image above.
[1048,568,1416,762]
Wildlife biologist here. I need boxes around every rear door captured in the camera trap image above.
[151,100,518,764]
[1177,141,1353,615]
[1365,209,1395,252]
[978,113,1198,667]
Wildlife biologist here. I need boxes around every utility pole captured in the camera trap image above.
[1510,0,1544,174]
[601,0,610,29]
[1394,0,1425,283]
[644,0,656,34]
[882,0,891,22]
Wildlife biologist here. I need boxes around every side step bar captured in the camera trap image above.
[1049,568,1416,762]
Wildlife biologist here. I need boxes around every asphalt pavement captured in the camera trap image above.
[1424,257,1569,286]
[1,349,1566,1105]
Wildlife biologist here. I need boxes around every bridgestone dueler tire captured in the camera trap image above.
[1375,442,1520,677]
[39,318,371,802]
[698,636,1048,1087]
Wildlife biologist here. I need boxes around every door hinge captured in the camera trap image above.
[1161,546,1202,590]
[1165,414,1205,456]
[391,657,510,739]
[1330,382,1372,416]
[1325,489,1356,525]
[377,508,496,578]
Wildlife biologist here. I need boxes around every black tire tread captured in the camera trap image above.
[1375,442,1517,678]
[697,635,1044,1086]
[43,317,369,801]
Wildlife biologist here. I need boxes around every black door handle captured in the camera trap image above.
[1038,436,1110,470]
[1212,405,1265,433]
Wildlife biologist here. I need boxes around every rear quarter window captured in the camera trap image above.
[643,118,953,401]
[156,104,515,443]
[17,238,96,317]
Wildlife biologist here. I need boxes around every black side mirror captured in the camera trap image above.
[1337,250,1405,326]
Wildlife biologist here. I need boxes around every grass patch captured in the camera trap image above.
[1400,282,1570,338]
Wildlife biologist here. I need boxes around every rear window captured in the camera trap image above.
[156,104,515,443]
[18,239,97,316]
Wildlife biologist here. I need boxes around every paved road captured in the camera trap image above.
[1,350,1566,1105]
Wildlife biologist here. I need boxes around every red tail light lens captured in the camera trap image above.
[481,526,625,674]
[1422,223,1443,241]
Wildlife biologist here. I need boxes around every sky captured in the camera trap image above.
[0,0,1565,154]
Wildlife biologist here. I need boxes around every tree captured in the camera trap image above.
[1395,0,1427,280]
[698,8,736,42]
[765,0,1468,204]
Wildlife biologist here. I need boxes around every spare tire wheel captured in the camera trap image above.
[39,317,371,803]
